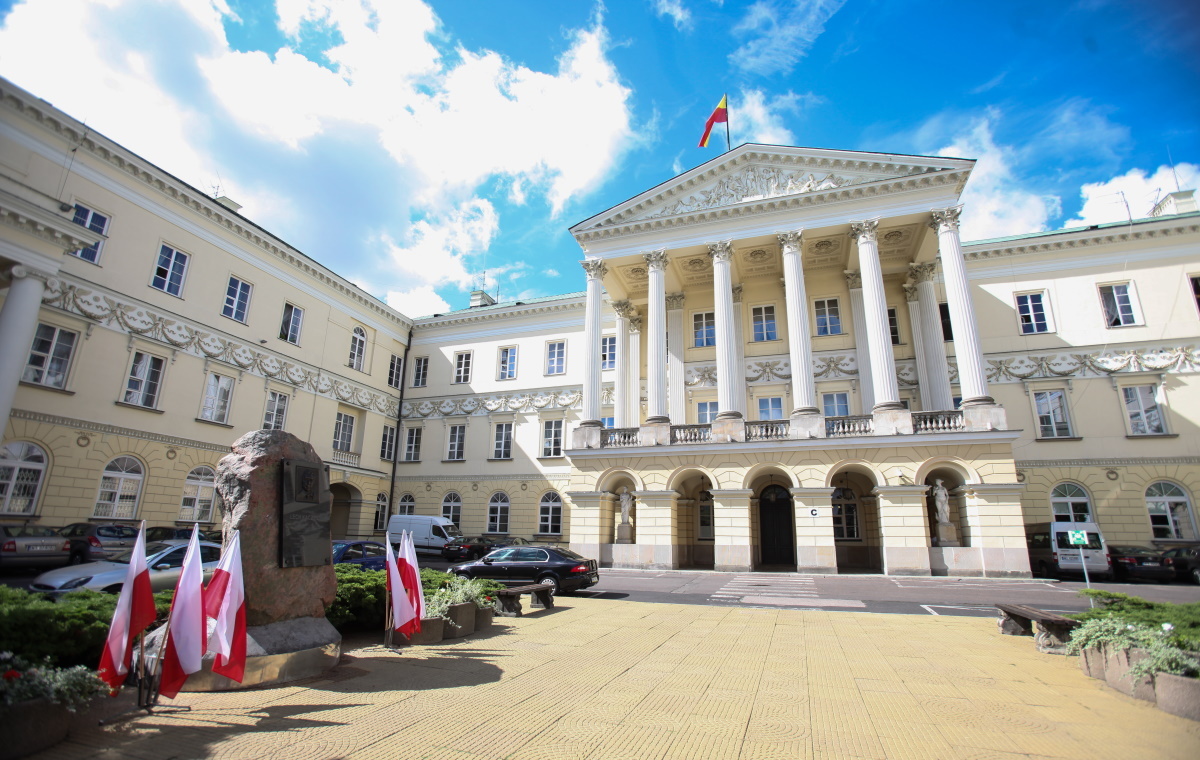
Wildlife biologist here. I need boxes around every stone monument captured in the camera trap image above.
[615,487,634,544]
[930,479,960,547]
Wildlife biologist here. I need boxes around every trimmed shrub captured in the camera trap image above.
[1071,590,1200,648]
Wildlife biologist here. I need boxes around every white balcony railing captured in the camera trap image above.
[825,415,874,437]
[745,419,791,441]
[912,410,965,433]
[601,427,639,447]
[671,424,712,444]
[329,449,360,467]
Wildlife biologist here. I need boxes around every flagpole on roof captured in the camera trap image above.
[725,93,731,153]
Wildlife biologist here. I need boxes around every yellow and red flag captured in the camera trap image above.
[698,94,728,148]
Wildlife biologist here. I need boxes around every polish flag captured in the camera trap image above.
[203,530,246,683]
[158,526,207,699]
[399,530,425,634]
[384,536,417,633]
[97,522,156,691]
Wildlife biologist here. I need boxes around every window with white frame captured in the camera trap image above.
[442,492,462,526]
[348,327,367,371]
[752,305,778,341]
[374,493,389,531]
[1016,291,1053,334]
[493,422,513,459]
[600,336,617,370]
[0,442,47,516]
[94,456,143,519]
[380,424,397,461]
[758,397,784,420]
[1146,482,1197,540]
[446,424,466,461]
[222,276,252,323]
[388,355,403,389]
[887,307,901,345]
[404,427,422,461]
[1099,282,1141,327]
[694,312,716,347]
[71,204,109,263]
[1122,384,1166,435]
[823,392,850,417]
[199,373,234,424]
[412,356,428,387]
[263,390,288,430]
[539,491,563,534]
[1051,482,1091,522]
[279,303,304,344]
[179,466,217,522]
[542,419,563,457]
[453,352,472,383]
[23,324,77,389]
[546,341,566,375]
[398,493,415,515]
[939,302,953,341]
[831,485,859,539]
[814,299,842,336]
[1033,389,1073,438]
[333,411,356,452]
[124,351,164,408]
[601,416,615,429]
[487,492,510,533]
[151,244,189,296]
[498,346,518,380]
[698,401,718,424]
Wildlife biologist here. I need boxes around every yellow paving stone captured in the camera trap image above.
[935,723,1024,753]
[739,740,814,760]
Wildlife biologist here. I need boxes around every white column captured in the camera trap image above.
[903,284,931,410]
[627,317,642,425]
[0,266,53,429]
[931,206,993,406]
[910,262,953,410]
[845,271,875,412]
[849,220,901,411]
[612,300,633,427]
[579,260,608,426]
[709,241,741,420]
[731,284,747,416]
[779,230,817,414]
[644,250,669,423]
[666,293,686,424]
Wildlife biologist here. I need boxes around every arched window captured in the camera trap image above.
[398,493,415,515]
[94,456,143,519]
[179,466,217,522]
[831,485,859,539]
[442,491,462,526]
[0,442,47,516]
[375,493,389,531]
[1051,483,1091,522]
[1147,482,1196,540]
[539,491,563,535]
[488,492,510,534]
[348,326,366,371]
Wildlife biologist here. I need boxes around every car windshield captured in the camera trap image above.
[444,525,463,538]
[2,526,60,537]
[332,542,349,551]
[106,542,175,564]
[1111,546,1158,556]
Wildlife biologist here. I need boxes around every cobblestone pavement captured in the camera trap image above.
[40,597,1200,759]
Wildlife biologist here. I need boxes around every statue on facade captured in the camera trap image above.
[932,479,951,525]
[619,487,633,525]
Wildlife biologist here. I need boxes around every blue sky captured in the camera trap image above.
[1,0,1197,317]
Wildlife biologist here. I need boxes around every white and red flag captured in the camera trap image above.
[384,536,417,633]
[203,529,246,683]
[158,526,206,699]
[398,530,425,634]
[97,522,156,691]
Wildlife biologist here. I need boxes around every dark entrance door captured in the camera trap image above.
[759,484,795,566]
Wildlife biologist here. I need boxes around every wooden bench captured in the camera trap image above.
[995,603,1080,654]
[495,585,555,617]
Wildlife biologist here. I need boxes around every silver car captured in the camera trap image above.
[0,524,72,569]
[30,540,222,596]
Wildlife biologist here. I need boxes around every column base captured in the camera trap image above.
[715,410,743,421]
[577,419,602,428]
[644,415,670,424]
[961,395,996,407]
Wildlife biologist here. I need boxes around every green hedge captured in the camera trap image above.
[1071,590,1200,648]
[326,565,505,631]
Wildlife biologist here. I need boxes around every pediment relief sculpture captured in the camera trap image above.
[642,166,863,220]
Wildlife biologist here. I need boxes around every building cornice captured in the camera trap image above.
[963,217,1200,262]
[10,409,231,454]
[0,187,102,254]
[1015,457,1200,468]
[414,295,585,331]
[402,384,584,419]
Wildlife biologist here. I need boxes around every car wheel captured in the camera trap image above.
[456,571,471,580]
[537,575,559,594]
[1192,568,1200,586]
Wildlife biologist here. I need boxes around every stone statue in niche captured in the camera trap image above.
[616,487,634,544]
[932,479,951,525]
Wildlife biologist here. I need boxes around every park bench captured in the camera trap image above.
[495,584,555,617]
[995,603,1080,654]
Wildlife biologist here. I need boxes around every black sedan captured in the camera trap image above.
[1162,545,1200,584]
[1108,545,1175,583]
[332,540,388,571]
[451,546,599,593]
[441,535,532,561]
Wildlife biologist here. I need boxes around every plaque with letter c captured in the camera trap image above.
[810,508,818,516]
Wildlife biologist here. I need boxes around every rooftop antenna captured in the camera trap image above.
[1117,190,1132,224]
[1167,144,1182,191]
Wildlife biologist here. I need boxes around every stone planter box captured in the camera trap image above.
[475,605,495,629]
[1103,645,1155,701]
[444,602,476,639]
[405,616,445,645]
[0,698,70,760]
[1155,672,1200,721]
[1079,645,1200,721]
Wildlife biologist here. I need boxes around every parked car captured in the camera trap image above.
[1107,545,1175,583]
[0,524,72,570]
[30,540,223,596]
[58,523,139,564]
[145,526,222,543]
[441,535,533,561]
[1025,521,1112,579]
[1162,545,1200,584]
[451,545,599,593]
[385,514,462,554]
[332,540,388,571]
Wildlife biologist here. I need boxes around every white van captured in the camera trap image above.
[386,514,463,555]
[1025,521,1112,579]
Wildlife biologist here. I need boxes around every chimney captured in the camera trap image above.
[469,290,497,308]
[1149,189,1196,218]
[215,196,242,213]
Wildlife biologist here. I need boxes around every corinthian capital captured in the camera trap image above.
[628,316,644,333]
[908,261,938,284]
[844,270,862,289]
[731,284,743,303]
[581,259,609,279]
[848,219,879,243]
[902,283,918,302]
[643,249,668,271]
[707,240,733,263]
[929,206,963,232]
[776,230,803,253]
[665,292,686,310]
[611,299,637,319]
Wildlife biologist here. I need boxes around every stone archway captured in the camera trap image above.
[758,484,796,567]
[828,469,882,572]
[329,482,360,540]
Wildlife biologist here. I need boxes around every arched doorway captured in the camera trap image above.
[329,482,359,540]
[759,484,795,567]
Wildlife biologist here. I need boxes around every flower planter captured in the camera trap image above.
[1154,673,1200,721]
[1080,646,1107,680]
[444,602,476,639]
[405,616,445,645]
[1103,644,1155,702]
[0,698,71,760]
[475,606,495,629]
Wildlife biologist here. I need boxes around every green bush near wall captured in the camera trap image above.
[1072,590,1200,648]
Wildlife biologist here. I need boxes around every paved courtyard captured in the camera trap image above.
[40,597,1200,759]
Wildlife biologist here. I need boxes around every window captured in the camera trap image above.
[698,401,718,424]
[1099,283,1141,327]
[815,299,842,336]
[601,336,617,370]
[398,493,415,516]
[939,302,953,341]
[498,346,518,380]
[263,390,289,430]
[1192,275,1200,317]
[1016,291,1052,334]
[542,419,563,457]
[1033,390,1073,438]
[71,204,109,262]
[179,466,216,522]
[887,307,901,345]
[493,422,513,459]
[404,427,422,461]
[539,492,563,534]
[694,312,716,347]
[388,355,403,389]
[94,456,143,519]
[23,324,77,389]
[1146,482,1196,540]
[1122,384,1165,435]
[333,411,356,452]
[442,492,462,526]
[697,490,714,540]
[831,486,859,539]
[454,352,472,383]
[488,492,510,533]
[0,442,47,515]
[823,392,849,417]
[124,352,164,408]
[546,341,566,375]
[375,493,389,531]
[222,277,252,322]
[1051,482,1091,522]
[752,305,777,341]
[412,356,429,387]
[280,303,304,344]
[757,397,784,420]
[348,327,366,371]
[199,373,234,424]
[446,424,465,461]
[151,244,189,296]
[380,424,397,461]
[601,416,615,429]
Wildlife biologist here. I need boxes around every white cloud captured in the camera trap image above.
[383,198,500,291]
[1037,99,1130,167]
[729,0,846,76]
[734,89,820,145]
[653,0,693,31]
[385,285,451,317]
[1066,163,1200,226]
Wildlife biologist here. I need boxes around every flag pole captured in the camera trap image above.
[384,530,394,648]
[724,93,731,153]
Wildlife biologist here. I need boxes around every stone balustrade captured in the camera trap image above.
[825,415,874,437]
[913,410,965,433]
[745,419,790,441]
[670,424,713,444]
[601,427,639,448]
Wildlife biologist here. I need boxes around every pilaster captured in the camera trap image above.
[958,483,1030,578]
[710,489,754,572]
[791,487,837,573]
[874,485,933,576]
[629,490,682,569]
[566,491,616,566]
